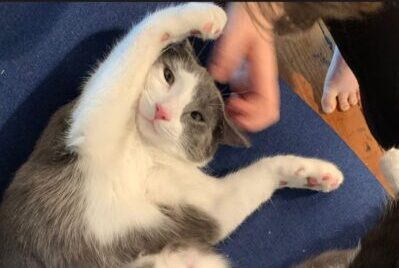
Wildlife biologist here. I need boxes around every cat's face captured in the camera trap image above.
[137,40,249,164]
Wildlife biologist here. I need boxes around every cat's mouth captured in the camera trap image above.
[139,112,160,134]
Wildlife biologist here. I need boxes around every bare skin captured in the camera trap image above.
[322,47,360,114]
[209,2,282,132]
[209,3,360,132]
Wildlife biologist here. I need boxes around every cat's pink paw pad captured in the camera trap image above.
[304,173,342,192]
[322,173,332,181]
[320,174,341,190]
[203,22,213,33]
[280,180,288,186]
[161,33,170,42]
[305,177,320,187]
[190,29,201,36]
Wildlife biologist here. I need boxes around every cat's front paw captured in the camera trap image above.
[183,3,227,40]
[279,157,344,193]
[158,3,227,43]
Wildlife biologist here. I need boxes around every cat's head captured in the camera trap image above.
[137,40,250,165]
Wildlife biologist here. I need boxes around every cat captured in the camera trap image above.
[296,148,399,268]
[0,3,344,268]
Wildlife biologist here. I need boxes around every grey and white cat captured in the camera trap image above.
[0,3,344,268]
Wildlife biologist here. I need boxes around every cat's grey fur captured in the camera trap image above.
[163,41,249,162]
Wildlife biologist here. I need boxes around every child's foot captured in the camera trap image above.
[322,47,360,114]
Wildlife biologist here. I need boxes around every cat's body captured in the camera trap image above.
[0,3,344,268]
[0,101,221,268]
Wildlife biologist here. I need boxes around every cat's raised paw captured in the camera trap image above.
[180,3,226,40]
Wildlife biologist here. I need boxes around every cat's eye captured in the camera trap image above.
[190,111,205,122]
[163,67,174,85]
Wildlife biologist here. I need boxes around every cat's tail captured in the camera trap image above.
[126,242,229,268]
[380,148,399,197]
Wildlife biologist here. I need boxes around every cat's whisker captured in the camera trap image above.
[190,37,196,49]
[220,93,232,97]
[144,91,156,104]
[158,125,179,140]
[205,103,223,107]
[201,165,216,175]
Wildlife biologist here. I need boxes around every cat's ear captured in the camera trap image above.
[165,39,198,61]
[169,39,195,54]
[181,38,195,55]
[219,115,251,148]
[181,38,200,63]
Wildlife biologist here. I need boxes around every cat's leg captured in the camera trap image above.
[66,3,226,158]
[205,155,344,239]
[126,243,228,268]
[149,156,343,241]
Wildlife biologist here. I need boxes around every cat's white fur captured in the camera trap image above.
[381,148,399,193]
[65,3,344,267]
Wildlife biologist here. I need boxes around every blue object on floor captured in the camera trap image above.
[0,3,387,268]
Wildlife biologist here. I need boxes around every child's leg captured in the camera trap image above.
[326,3,399,149]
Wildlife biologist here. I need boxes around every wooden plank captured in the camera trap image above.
[274,21,392,194]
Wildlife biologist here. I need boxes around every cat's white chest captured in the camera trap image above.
[82,149,164,245]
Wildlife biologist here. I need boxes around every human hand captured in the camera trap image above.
[209,2,282,132]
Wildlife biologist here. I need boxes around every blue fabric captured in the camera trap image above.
[0,3,387,268]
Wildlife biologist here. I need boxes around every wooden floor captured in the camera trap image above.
[274,21,392,194]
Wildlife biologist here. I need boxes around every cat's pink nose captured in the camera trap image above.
[154,103,170,121]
